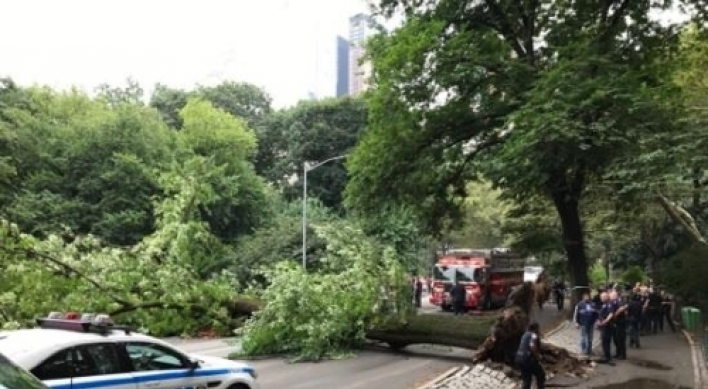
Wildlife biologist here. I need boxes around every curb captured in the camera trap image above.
[544,319,570,338]
[412,366,461,389]
[681,329,707,389]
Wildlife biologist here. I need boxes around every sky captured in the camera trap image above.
[1,0,369,108]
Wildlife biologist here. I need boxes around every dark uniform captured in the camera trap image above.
[515,329,546,389]
[661,295,676,332]
[598,300,615,364]
[611,297,627,359]
[646,291,663,334]
[450,282,466,316]
[553,281,566,311]
[592,289,603,310]
[414,279,423,308]
[627,295,643,348]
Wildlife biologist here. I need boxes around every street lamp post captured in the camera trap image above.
[302,155,347,269]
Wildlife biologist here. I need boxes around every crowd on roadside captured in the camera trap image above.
[573,282,676,366]
[515,282,679,389]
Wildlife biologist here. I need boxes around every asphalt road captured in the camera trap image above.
[164,295,567,389]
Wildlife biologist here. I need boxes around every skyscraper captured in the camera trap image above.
[336,36,350,97]
[348,13,375,96]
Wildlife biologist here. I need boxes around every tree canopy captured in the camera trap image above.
[346,0,706,295]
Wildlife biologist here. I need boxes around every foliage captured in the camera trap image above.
[1,87,173,245]
[620,266,647,286]
[150,82,272,130]
[0,89,277,335]
[657,245,708,308]
[231,197,336,287]
[177,99,273,243]
[347,0,703,298]
[357,206,428,273]
[444,181,514,249]
[266,98,368,209]
[589,262,608,287]
[0,163,238,335]
[238,222,411,361]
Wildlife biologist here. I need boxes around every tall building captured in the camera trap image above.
[336,36,350,97]
[348,13,376,96]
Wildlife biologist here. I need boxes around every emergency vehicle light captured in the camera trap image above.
[36,313,133,335]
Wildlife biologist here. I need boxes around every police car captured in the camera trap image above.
[0,349,51,389]
[0,312,259,389]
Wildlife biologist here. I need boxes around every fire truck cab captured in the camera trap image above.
[428,248,526,311]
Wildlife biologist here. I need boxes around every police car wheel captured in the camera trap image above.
[227,384,250,389]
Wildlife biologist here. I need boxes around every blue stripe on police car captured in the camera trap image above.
[48,368,243,389]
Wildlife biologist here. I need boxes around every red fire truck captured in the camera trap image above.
[428,248,526,311]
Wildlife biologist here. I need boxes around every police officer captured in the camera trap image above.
[574,292,597,356]
[450,280,466,316]
[597,292,616,365]
[515,322,546,389]
[644,288,663,334]
[413,277,423,308]
[660,291,676,333]
[553,280,566,311]
[609,290,627,360]
[627,293,643,348]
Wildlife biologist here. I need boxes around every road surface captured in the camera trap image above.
[164,294,566,389]
[166,337,464,389]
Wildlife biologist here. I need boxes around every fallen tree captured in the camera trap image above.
[472,281,590,377]
[234,279,585,375]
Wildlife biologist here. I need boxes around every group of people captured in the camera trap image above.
[574,283,676,365]
[514,283,677,389]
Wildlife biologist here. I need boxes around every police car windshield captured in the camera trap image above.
[0,352,49,389]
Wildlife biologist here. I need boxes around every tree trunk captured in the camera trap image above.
[367,314,496,350]
[552,191,590,308]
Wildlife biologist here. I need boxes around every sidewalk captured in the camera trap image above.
[415,317,704,389]
[581,327,702,388]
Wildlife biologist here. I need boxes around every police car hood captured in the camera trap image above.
[190,354,251,370]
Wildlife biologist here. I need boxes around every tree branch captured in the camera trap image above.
[655,191,706,246]
[109,301,193,316]
[0,244,134,307]
[483,0,527,58]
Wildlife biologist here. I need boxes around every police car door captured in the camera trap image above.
[31,345,137,389]
[123,342,195,389]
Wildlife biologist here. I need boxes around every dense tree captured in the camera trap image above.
[443,181,513,249]
[1,87,173,245]
[346,0,703,299]
[149,81,272,129]
[176,99,273,243]
[265,98,368,209]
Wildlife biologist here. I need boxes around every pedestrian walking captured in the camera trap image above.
[597,292,616,365]
[574,292,598,356]
[515,322,546,389]
[450,280,466,316]
[609,290,627,360]
[627,293,643,348]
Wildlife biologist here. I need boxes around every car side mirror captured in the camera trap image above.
[188,358,201,370]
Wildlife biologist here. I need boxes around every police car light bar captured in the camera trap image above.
[36,314,133,336]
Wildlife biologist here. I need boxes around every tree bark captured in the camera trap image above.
[552,191,590,307]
